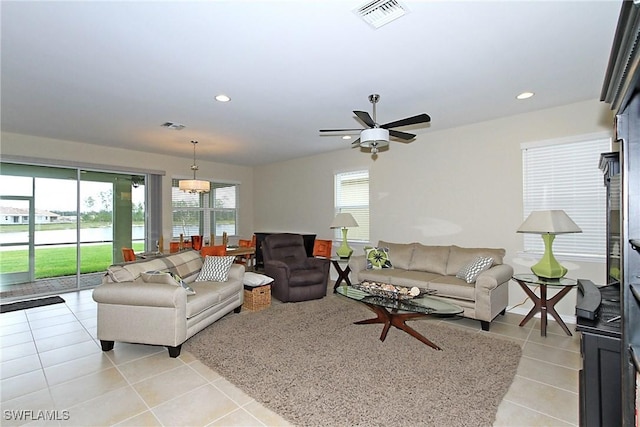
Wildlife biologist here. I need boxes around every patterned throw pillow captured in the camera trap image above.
[456,256,494,284]
[196,256,235,282]
[365,247,393,270]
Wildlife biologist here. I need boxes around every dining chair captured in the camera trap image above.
[121,247,136,262]
[200,245,227,257]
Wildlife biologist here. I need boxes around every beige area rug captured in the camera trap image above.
[184,294,522,427]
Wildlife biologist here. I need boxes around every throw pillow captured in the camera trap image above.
[196,256,235,282]
[106,266,135,283]
[243,272,274,287]
[365,247,393,270]
[141,271,196,295]
[456,256,494,284]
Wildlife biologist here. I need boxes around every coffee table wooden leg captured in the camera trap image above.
[391,313,442,350]
[354,303,441,350]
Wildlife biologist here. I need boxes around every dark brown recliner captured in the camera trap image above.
[262,233,330,302]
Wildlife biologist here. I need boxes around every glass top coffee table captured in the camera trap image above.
[336,285,463,350]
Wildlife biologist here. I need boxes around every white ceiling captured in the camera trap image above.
[1,1,622,166]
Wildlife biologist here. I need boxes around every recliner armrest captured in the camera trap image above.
[307,257,330,270]
[92,281,186,308]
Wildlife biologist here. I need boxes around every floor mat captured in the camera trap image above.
[0,296,66,313]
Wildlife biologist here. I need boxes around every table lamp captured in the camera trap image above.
[330,213,359,259]
[517,210,582,279]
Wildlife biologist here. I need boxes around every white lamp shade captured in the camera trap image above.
[517,210,582,234]
[330,213,359,228]
[179,179,210,193]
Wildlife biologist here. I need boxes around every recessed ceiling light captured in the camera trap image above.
[215,94,231,102]
[342,135,352,140]
[516,92,535,100]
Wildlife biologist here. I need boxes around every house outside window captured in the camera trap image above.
[521,133,610,259]
[334,170,369,242]
[171,179,238,240]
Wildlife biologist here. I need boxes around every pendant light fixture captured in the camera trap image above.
[179,140,210,193]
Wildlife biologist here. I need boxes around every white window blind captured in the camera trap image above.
[171,180,238,239]
[335,170,369,242]
[521,135,610,258]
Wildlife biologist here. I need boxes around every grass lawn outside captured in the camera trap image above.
[0,242,144,279]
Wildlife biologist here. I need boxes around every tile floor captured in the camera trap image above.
[0,289,581,426]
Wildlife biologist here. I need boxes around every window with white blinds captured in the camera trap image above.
[171,179,238,239]
[335,170,369,242]
[521,134,610,258]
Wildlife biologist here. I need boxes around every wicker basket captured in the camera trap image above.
[243,285,271,311]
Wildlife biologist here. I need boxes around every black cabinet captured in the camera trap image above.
[254,232,316,270]
[577,284,622,427]
[601,4,640,424]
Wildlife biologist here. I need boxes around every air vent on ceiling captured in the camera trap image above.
[354,0,409,29]
[161,122,185,130]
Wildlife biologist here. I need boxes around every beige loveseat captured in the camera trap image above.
[348,241,513,330]
[92,250,244,357]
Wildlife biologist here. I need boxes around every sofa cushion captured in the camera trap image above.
[378,241,414,270]
[428,276,476,301]
[196,256,235,282]
[358,268,393,283]
[456,256,494,284]
[384,269,443,289]
[366,247,393,269]
[445,246,505,276]
[409,245,450,275]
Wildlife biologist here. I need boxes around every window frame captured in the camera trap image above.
[171,179,239,240]
[520,132,611,261]
[334,169,369,243]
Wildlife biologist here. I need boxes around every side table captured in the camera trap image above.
[331,258,352,293]
[512,273,577,336]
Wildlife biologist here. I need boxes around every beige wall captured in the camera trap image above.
[1,98,615,318]
[0,132,255,247]
[253,99,615,318]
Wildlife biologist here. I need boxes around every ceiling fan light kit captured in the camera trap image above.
[319,93,430,155]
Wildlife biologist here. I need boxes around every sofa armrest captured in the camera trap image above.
[92,281,187,308]
[475,264,514,292]
[348,255,367,279]
[227,263,245,281]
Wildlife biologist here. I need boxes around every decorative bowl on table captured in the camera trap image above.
[353,281,431,300]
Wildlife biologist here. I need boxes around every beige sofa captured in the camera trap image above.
[348,241,513,330]
[92,250,244,357]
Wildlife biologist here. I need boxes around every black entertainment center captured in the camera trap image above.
[584,2,640,425]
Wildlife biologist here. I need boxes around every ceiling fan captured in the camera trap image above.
[320,94,431,154]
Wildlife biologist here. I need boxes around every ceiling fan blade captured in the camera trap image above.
[351,138,361,147]
[354,111,375,127]
[381,113,431,129]
[389,129,416,141]
[319,128,363,132]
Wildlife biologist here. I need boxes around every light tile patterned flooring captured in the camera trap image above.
[0,288,581,426]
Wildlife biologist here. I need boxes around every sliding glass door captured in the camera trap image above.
[0,162,149,298]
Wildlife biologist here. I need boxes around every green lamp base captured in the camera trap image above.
[531,234,568,279]
[335,228,353,259]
